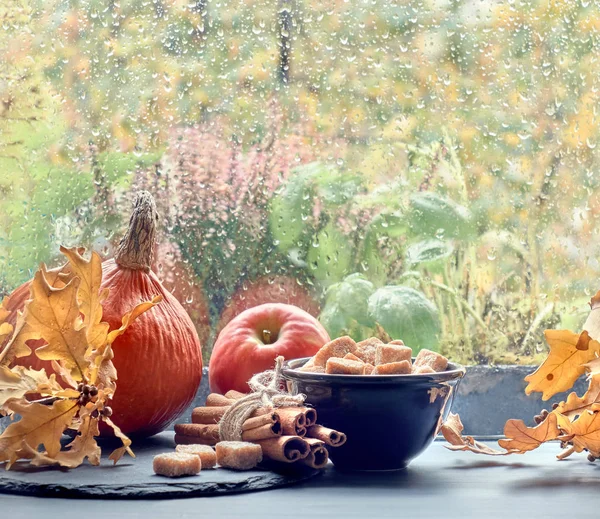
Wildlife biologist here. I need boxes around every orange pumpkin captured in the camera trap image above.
[4,192,203,438]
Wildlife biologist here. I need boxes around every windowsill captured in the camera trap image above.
[2,441,596,517]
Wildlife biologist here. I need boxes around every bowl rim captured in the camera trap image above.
[282,357,466,384]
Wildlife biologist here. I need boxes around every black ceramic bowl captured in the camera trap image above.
[282,357,465,471]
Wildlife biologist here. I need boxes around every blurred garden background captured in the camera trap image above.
[1,0,600,364]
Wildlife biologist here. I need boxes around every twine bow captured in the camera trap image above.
[218,356,305,441]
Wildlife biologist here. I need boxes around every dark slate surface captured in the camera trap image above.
[3,442,600,519]
[0,432,319,499]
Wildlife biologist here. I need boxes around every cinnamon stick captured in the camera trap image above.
[192,405,271,425]
[174,434,217,446]
[306,425,347,447]
[191,406,228,424]
[299,438,329,469]
[241,422,282,442]
[205,393,236,407]
[304,408,317,427]
[224,390,247,399]
[241,412,279,432]
[277,407,307,436]
[174,423,220,445]
[258,436,310,463]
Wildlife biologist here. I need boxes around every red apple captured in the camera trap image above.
[209,303,330,394]
[216,275,320,336]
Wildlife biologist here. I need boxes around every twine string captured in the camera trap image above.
[218,356,305,441]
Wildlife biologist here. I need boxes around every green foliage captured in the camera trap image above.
[319,274,441,351]
[367,286,441,353]
[408,192,476,241]
[307,223,353,286]
[321,273,375,330]
[405,239,454,271]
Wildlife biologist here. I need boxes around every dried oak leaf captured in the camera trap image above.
[498,413,561,453]
[441,413,509,456]
[0,298,12,347]
[0,264,73,367]
[59,247,109,352]
[0,365,63,413]
[582,290,600,341]
[525,330,600,401]
[584,357,600,377]
[3,266,90,380]
[29,413,101,468]
[562,410,600,458]
[0,400,79,468]
[104,416,135,464]
[0,297,10,324]
[555,373,600,420]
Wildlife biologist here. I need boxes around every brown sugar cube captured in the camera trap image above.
[375,344,413,365]
[364,363,375,375]
[153,452,201,477]
[389,339,405,346]
[313,336,357,367]
[298,364,326,373]
[325,358,366,375]
[414,349,449,372]
[216,441,263,470]
[343,352,364,363]
[413,365,436,374]
[355,337,383,365]
[371,360,412,375]
[176,444,217,469]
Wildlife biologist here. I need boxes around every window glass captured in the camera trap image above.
[1,0,598,364]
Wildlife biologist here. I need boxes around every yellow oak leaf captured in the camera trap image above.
[50,360,78,390]
[498,413,561,453]
[8,266,91,381]
[562,410,600,458]
[104,416,135,464]
[0,263,75,367]
[0,365,63,413]
[106,295,162,345]
[0,399,79,468]
[0,297,10,323]
[441,413,509,456]
[440,412,464,444]
[582,290,600,340]
[584,356,600,377]
[0,314,34,367]
[555,373,600,420]
[30,414,101,468]
[0,297,13,348]
[525,330,600,400]
[59,247,110,352]
[0,296,13,347]
[0,323,14,351]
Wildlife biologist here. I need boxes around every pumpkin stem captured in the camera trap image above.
[115,191,158,271]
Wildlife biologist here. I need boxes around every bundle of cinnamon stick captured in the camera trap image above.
[174,390,346,470]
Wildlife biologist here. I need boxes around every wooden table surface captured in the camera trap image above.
[2,441,599,518]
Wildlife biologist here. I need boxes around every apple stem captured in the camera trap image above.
[262,329,272,344]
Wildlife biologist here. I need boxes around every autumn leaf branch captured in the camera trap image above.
[0,247,161,469]
[442,290,600,461]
